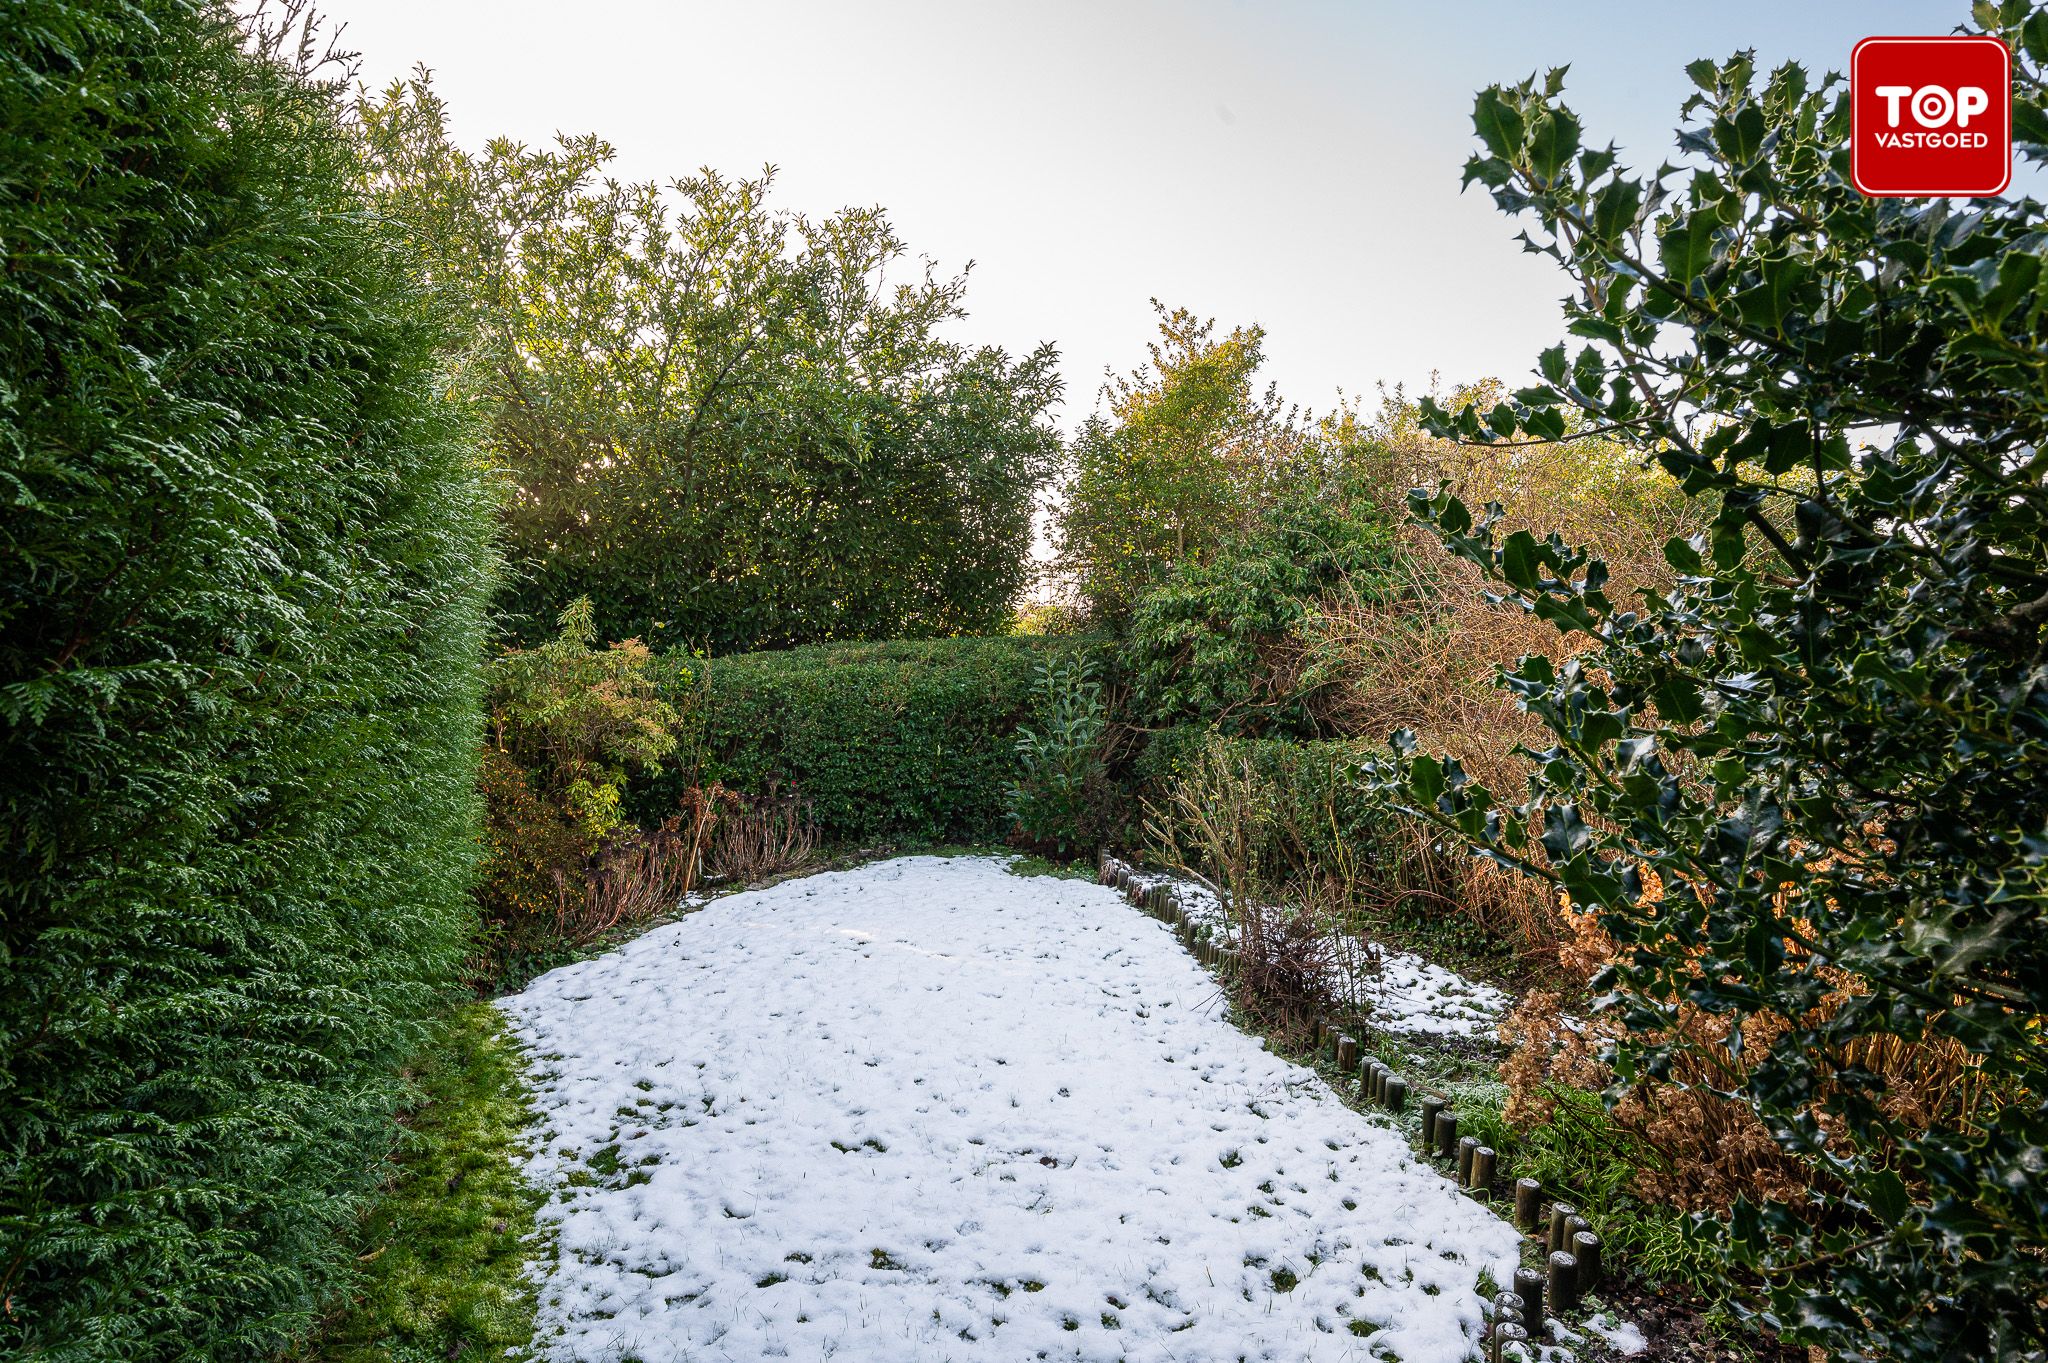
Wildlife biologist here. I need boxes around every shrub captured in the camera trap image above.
[1007,654,1111,854]
[476,602,686,977]
[643,636,1112,844]
[0,6,495,1358]
[1125,486,1404,737]
[702,782,819,885]
[1293,392,1705,964]
[1380,14,2048,1358]
[485,599,681,840]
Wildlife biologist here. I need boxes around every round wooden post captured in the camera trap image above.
[1547,1201,1578,1254]
[1456,1135,1478,1185]
[1547,1249,1579,1315]
[1335,1034,1359,1072]
[1470,1145,1496,1194]
[1514,1177,1542,1231]
[1511,1266,1544,1335]
[1490,1321,1527,1363]
[1360,1059,1383,1102]
[1383,1076,1407,1113]
[1572,1229,1602,1288]
[1417,1098,1444,1155]
[1434,1110,1458,1160]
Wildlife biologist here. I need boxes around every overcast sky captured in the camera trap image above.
[334,0,1956,429]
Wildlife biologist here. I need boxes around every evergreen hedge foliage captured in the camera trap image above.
[644,637,1110,844]
[0,5,495,1359]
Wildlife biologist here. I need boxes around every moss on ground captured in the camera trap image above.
[288,1002,542,1363]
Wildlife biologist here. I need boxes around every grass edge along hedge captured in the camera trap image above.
[0,6,496,1359]
[640,636,1113,845]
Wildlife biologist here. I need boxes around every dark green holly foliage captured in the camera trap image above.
[0,5,495,1359]
[638,637,1112,845]
[1125,485,1404,737]
[1379,8,2047,1359]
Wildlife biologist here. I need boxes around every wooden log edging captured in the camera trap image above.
[1102,854,1244,986]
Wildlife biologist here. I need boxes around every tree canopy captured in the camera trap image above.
[358,74,1064,651]
[1055,303,1319,621]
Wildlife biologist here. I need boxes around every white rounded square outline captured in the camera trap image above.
[1851,34,2012,198]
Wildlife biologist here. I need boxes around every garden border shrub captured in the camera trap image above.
[639,636,1114,845]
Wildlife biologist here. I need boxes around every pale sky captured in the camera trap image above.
[334,0,1957,429]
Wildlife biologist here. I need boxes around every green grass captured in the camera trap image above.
[996,850,1098,880]
[287,1002,543,1363]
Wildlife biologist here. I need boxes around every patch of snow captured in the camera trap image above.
[501,854,1520,1362]
[1583,1313,1650,1355]
[1355,951,1509,1038]
[1105,857,1511,1039]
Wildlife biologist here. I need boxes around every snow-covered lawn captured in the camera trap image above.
[501,855,1520,1362]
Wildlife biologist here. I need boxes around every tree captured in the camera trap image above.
[1055,303,1312,620]
[357,74,1064,651]
[1376,7,2047,1358]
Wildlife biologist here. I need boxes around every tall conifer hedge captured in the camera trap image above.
[0,4,495,1357]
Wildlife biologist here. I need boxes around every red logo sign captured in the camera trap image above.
[1851,36,2011,197]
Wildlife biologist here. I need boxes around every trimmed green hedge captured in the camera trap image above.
[0,7,494,1360]
[642,637,1111,843]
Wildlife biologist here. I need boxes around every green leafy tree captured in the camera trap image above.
[357,74,1064,650]
[1377,8,2047,1359]
[0,5,495,1358]
[1056,303,1312,620]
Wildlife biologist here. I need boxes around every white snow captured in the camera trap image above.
[1107,858,1511,1038]
[1582,1313,1650,1356]
[500,854,1522,1362]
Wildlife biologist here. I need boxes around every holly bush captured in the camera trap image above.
[1375,6,2047,1359]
